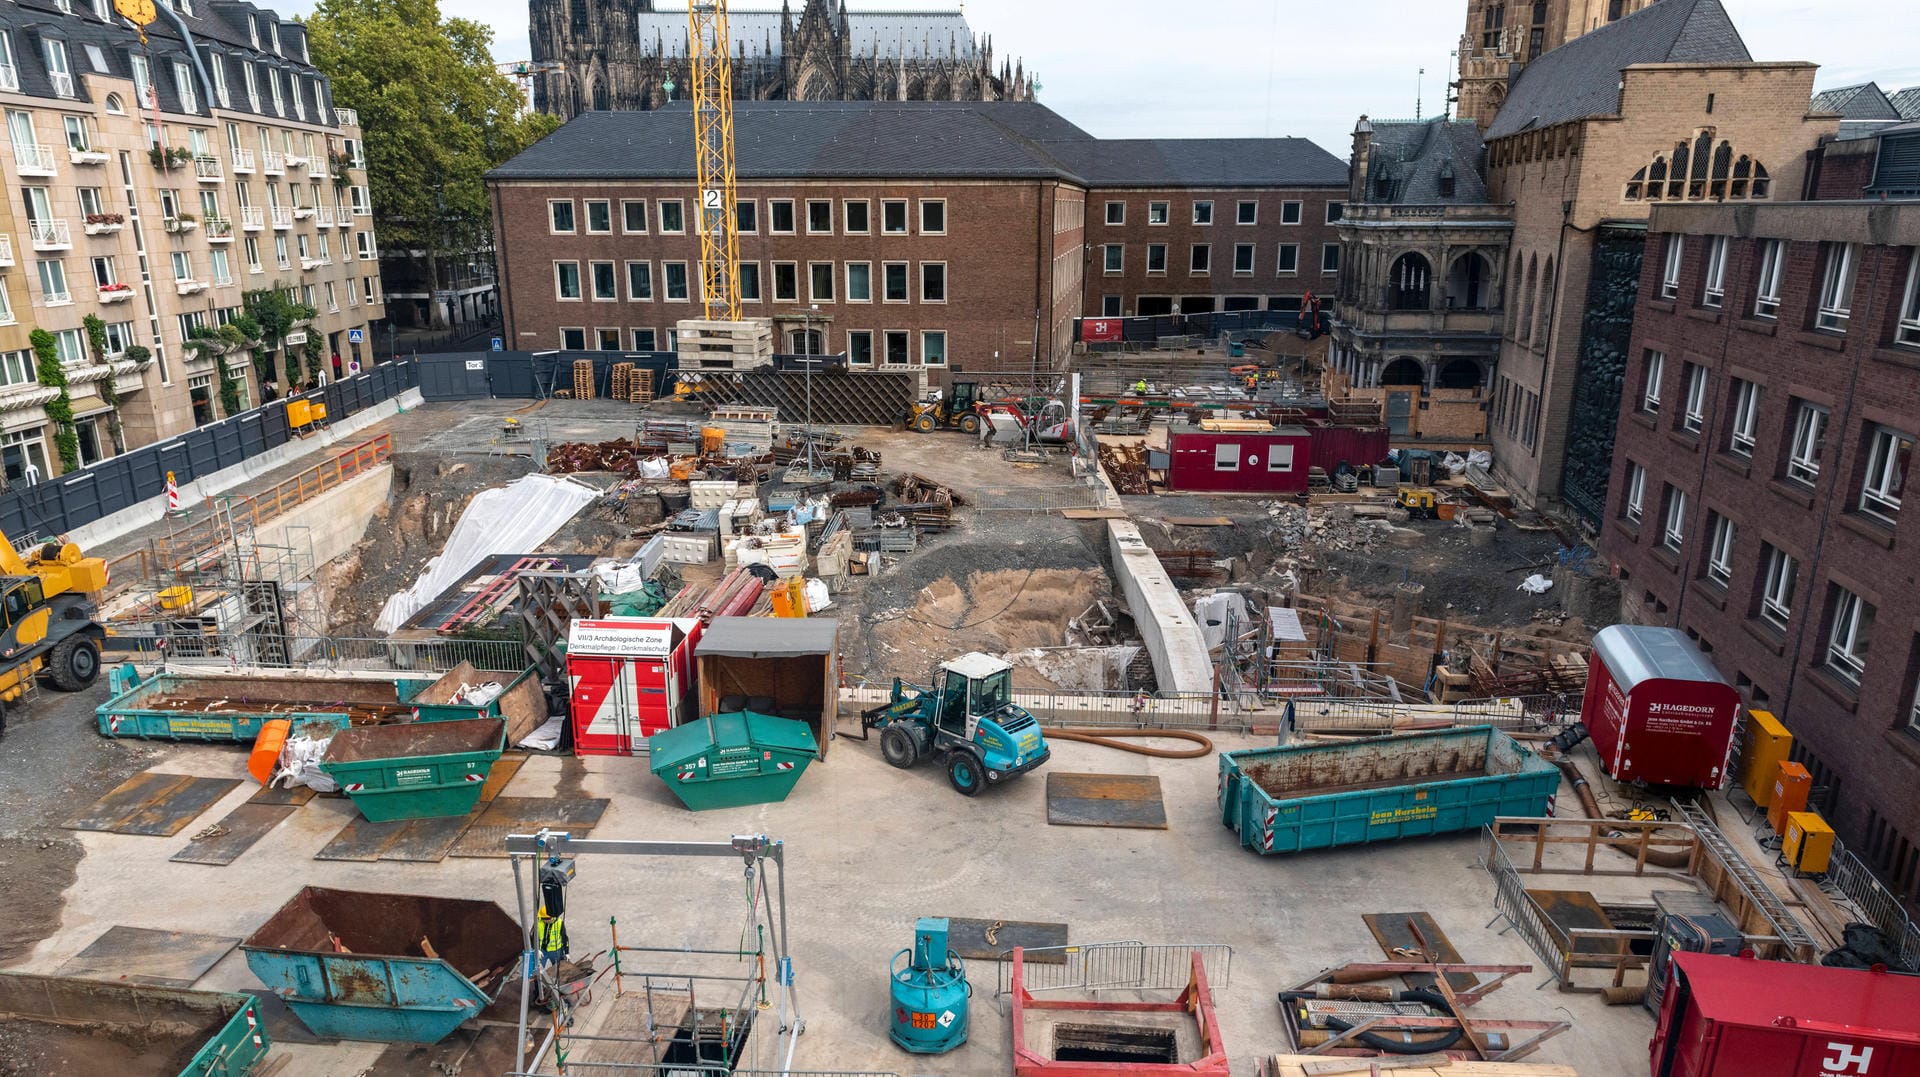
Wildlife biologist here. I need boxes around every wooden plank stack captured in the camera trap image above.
[610,362,633,401]
[629,369,655,403]
[573,359,595,400]
[674,318,775,371]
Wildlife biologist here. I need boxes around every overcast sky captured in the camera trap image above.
[281,0,1919,152]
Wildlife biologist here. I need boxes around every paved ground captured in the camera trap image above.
[1,684,1657,1076]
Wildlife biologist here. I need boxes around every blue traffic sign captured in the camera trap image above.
[491,337,504,352]
[348,328,364,343]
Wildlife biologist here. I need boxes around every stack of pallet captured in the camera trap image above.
[610,362,633,400]
[630,369,655,404]
[573,359,595,400]
[674,318,775,371]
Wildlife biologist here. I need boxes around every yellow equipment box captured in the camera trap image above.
[1783,810,1835,874]
[1741,709,1793,806]
[286,399,313,427]
[158,585,195,610]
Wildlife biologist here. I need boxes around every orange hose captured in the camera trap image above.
[1040,727,1214,758]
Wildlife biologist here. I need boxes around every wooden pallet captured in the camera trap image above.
[675,317,774,371]
[573,359,595,400]
[629,369,654,404]
[610,362,632,401]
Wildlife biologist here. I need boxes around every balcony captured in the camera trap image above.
[203,217,234,242]
[67,145,110,166]
[97,283,135,304]
[212,272,234,287]
[314,206,335,228]
[82,215,125,236]
[13,142,57,177]
[299,255,332,271]
[0,63,18,94]
[292,206,315,221]
[230,147,256,173]
[271,207,292,229]
[333,209,352,229]
[43,288,72,307]
[0,235,14,266]
[239,207,263,231]
[193,155,224,183]
[28,219,72,250]
[335,108,359,127]
[161,216,199,234]
[262,150,285,175]
[49,71,74,99]
[175,278,208,296]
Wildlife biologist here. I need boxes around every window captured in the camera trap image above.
[921,263,946,302]
[881,200,907,234]
[37,259,69,304]
[1276,244,1298,274]
[1147,244,1167,274]
[170,251,192,281]
[1640,350,1666,413]
[622,200,647,233]
[1624,462,1646,522]
[1103,244,1123,274]
[591,260,616,300]
[922,330,946,366]
[847,330,873,366]
[585,200,610,233]
[1102,295,1122,317]
[1661,234,1683,299]
[560,327,586,350]
[1681,363,1708,433]
[173,60,197,112]
[809,262,835,302]
[273,235,289,269]
[843,200,869,234]
[62,115,88,152]
[847,262,871,302]
[884,330,909,365]
[1105,201,1124,226]
[733,199,755,233]
[1321,244,1340,274]
[210,55,229,108]
[1326,201,1345,223]
[1728,379,1759,456]
[1280,201,1302,225]
[632,328,657,351]
[1701,236,1727,307]
[1236,200,1257,225]
[76,186,102,217]
[664,262,689,301]
[596,328,619,351]
[0,349,33,386]
[883,262,908,302]
[1897,250,1920,347]
[919,200,945,234]
[1190,244,1210,274]
[1662,486,1689,551]
[549,200,575,233]
[1233,243,1254,275]
[1267,444,1295,472]
[806,199,832,234]
[90,255,114,288]
[737,263,760,301]
[1192,201,1213,225]
[1754,239,1784,318]
[1859,427,1911,522]
[554,261,581,299]
[1147,201,1169,226]
[1787,402,1829,485]
[1816,243,1856,331]
[268,67,283,115]
[1213,443,1240,472]
[44,40,73,98]
[771,262,797,302]
[658,200,684,233]
[1825,587,1875,684]
[240,62,257,111]
[1705,513,1736,586]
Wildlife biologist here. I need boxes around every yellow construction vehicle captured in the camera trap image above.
[1396,487,1440,519]
[906,382,982,434]
[0,530,108,736]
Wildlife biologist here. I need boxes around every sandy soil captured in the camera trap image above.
[867,567,1106,685]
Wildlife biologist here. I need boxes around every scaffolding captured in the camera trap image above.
[507,830,804,1076]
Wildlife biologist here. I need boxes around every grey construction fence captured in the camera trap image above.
[0,359,416,541]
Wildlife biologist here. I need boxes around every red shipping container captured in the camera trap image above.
[1653,952,1920,1077]
[1165,424,1312,494]
[1297,418,1391,475]
[567,617,702,756]
[1580,625,1741,789]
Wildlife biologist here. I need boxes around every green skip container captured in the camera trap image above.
[649,710,819,811]
[321,717,507,821]
[0,971,271,1076]
[1220,725,1559,854]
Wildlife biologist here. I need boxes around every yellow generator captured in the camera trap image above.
[1783,811,1836,874]
[1741,709,1793,806]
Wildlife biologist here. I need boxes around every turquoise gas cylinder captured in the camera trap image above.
[889,917,970,1054]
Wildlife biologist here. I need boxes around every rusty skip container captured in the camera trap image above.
[1219,726,1558,854]
[319,717,506,821]
[241,886,523,1043]
[0,971,271,1076]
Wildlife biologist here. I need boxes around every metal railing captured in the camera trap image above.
[513,1068,896,1077]
[0,62,17,93]
[270,206,292,228]
[118,630,524,675]
[843,680,1263,732]
[1484,827,1585,990]
[968,481,1104,512]
[262,150,285,174]
[28,218,70,248]
[335,107,359,126]
[0,234,12,265]
[239,206,263,230]
[193,155,223,181]
[1823,837,1920,968]
[992,942,1232,1010]
[230,147,255,172]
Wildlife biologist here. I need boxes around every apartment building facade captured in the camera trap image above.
[1601,168,1920,901]
[487,101,1346,380]
[0,0,382,482]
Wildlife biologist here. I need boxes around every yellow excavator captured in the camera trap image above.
[0,530,108,736]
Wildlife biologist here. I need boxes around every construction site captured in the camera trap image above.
[0,317,1913,1077]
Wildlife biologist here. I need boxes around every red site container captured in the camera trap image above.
[1165,425,1312,494]
[1653,951,1920,1077]
[1580,625,1741,788]
[567,618,702,756]
[1296,418,1391,475]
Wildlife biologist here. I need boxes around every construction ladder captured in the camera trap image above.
[1670,798,1819,958]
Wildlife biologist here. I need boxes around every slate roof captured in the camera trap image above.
[0,0,338,127]
[487,100,1349,189]
[1885,86,1920,120]
[1486,0,1751,140]
[633,6,980,59]
[1812,82,1901,120]
[1359,119,1491,204]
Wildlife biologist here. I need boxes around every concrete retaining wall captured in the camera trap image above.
[1107,520,1215,694]
[254,464,393,568]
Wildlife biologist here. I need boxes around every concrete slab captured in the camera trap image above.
[14,735,1655,1076]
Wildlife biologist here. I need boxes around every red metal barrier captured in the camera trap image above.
[1010,948,1229,1077]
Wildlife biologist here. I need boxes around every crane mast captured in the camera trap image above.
[688,1,741,322]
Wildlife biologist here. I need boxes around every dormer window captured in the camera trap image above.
[1437,162,1457,198]
[269,22,281,56]
[249,16,259,48]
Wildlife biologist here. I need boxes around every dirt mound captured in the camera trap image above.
[0,835,80,967]
[868,567,1104,680]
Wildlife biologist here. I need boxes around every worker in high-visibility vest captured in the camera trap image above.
[537,910,567,966]
[1134,379,1148,395]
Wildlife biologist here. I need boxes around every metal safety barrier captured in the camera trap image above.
[1822,837,1920,969]
[117,630,524,674]
[843,680,1265,734]
[991,942,1233,1010]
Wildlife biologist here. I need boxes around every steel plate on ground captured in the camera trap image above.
[1361,911,1479,991]
[942,917,1069,962]
[53,926,240,987]
[63,772,242,837]
[363,1024,531,1076]
[170,802,298,866]
[1045,772,1167,829]
[448,795,612,858]
[313,756,527,862]
[247,783,319,806]
[1527,888,1623,956]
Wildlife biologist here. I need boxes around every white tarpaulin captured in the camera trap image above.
[375,473,600,632]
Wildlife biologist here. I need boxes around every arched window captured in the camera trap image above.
[1438,359,1483,390]
[1534,257,1555,346]
[1625,133,1769,202]
[104,93,125,114]
[1382,358,1425,386]
[1390,252,1431,310]
[1447,252,1491,309]
[1520,255,1538,346]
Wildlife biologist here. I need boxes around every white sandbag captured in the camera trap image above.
[638,457,671,480]
[804,577,832,611]
[1518,573,1554,594]
[454,681,506,706]
[517,714,566,751]
[274,732,339,792]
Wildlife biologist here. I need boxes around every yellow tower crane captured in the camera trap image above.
[687,0,742,322]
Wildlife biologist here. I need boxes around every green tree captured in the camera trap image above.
[29,329,79,472]
[305,0,558,330]
[241,287,315,392]
[179,325,248,417]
